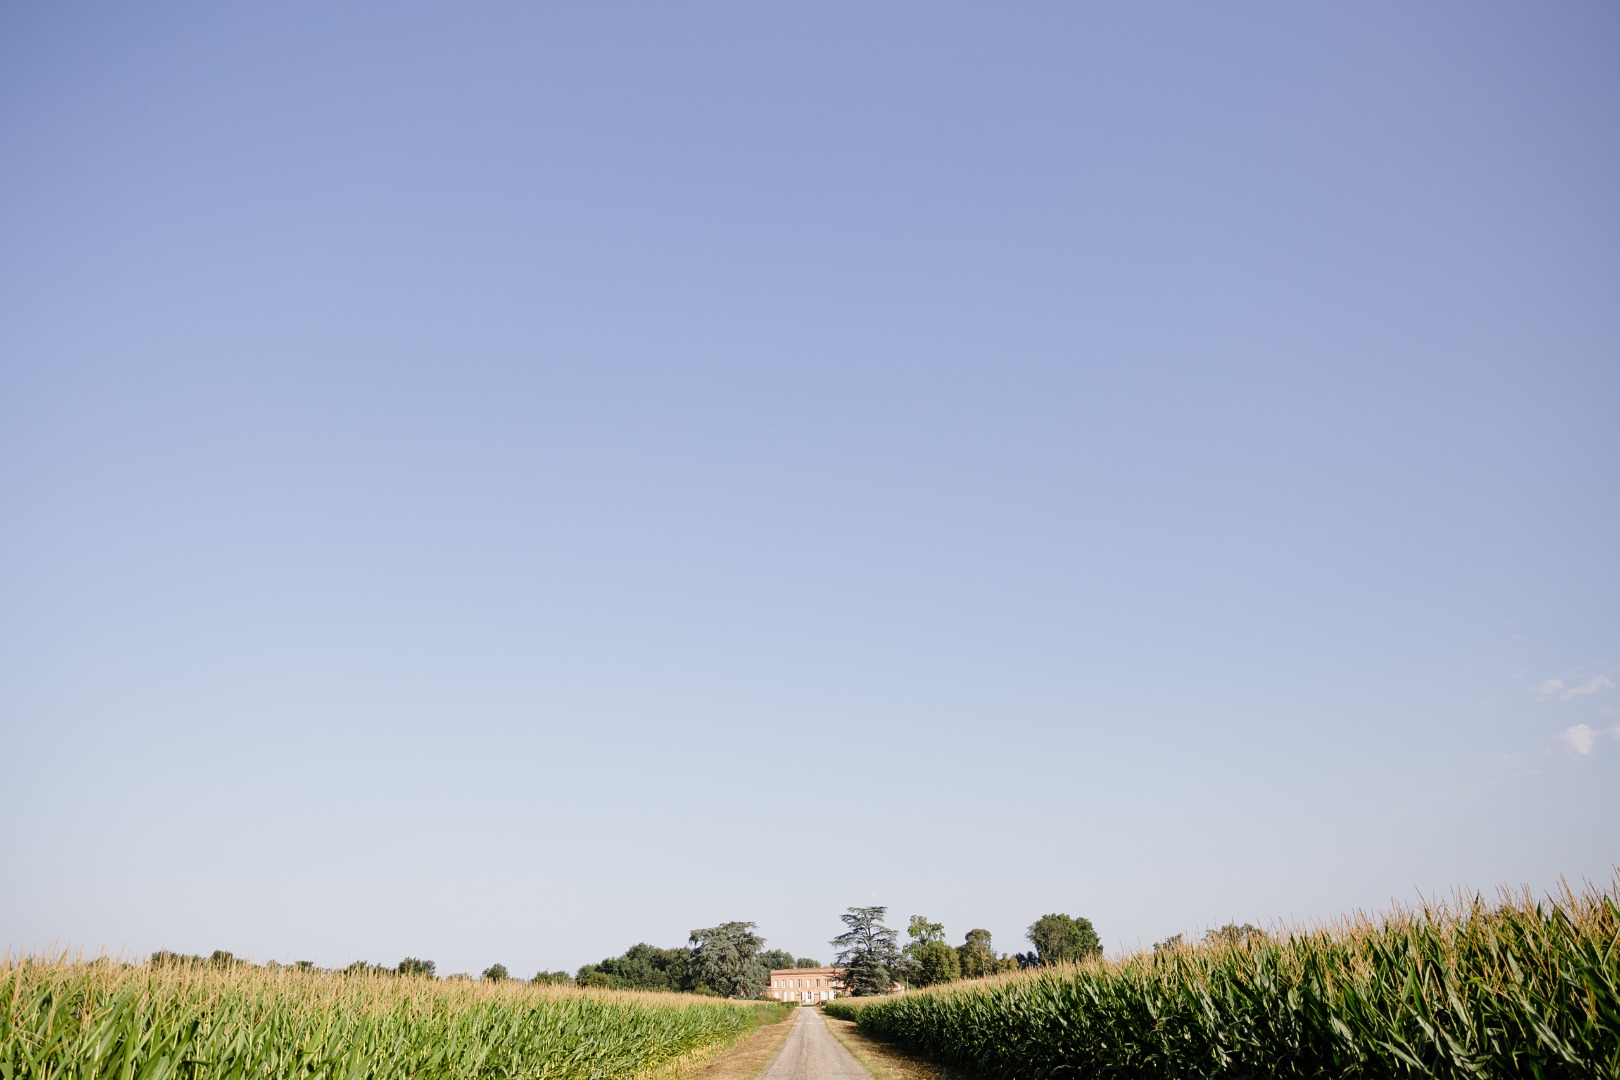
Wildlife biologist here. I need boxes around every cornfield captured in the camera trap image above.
[825,881,1620,1078]
[0,956,785,1079]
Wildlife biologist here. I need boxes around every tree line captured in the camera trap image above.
[148,922,818,998]
[571,927,819,994]
[830,906,1103,995]
[144,904,1121,999]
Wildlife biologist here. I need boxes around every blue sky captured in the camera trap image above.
[3,3,1617,977]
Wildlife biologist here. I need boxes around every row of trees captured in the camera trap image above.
[571,922,818,996]
[829,907,1104,994]
[149,907,1122,999]
[151,951,527,983]
[150,951,378,976]
[1154,922,1266,953]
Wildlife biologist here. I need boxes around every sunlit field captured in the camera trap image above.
[826,880,1620,1078]
[0,957,786,1079]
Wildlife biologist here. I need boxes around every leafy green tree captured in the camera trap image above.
[1204,923,1265,947]
[758,949,798,974]
[957,928,998,979]
[592,943,693,991]
[578,969,612,988]
[909,941,960,986]
[901,915,951,987]
[397,957,436,978]
[832,906,902,996]
[531,970,572,985]
[906,916,945,946]
[1153,933,1184,956]
[482,963,509,981]
[794,957,820,968]
[689,921,768,998]
[1026,913,1102,965]
[150,951,205,968]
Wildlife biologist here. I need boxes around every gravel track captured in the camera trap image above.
[757,1007,873,1080]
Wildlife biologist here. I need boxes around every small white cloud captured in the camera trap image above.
[1561,675,1614,700]
[1559,724,1597,757]
[1535,679,1565,699]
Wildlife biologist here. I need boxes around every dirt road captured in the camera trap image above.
[757,1007,873,1080]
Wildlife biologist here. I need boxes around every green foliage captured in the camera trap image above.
[597,943,694,991]
[397,957,436,978]
[832,906,902,996]
[758,949,798,974]
[531,970,573,986]
[794,957,820,968]
[482,963,509,981]
[1153,933,1184,955]
[826,885,1620,1078]
[1204,922,1264,947]
[0,957,782,1078]
[148,950,204,968]
[689,921,768,999]
[906,916,945,946]
[1025,912,1102,965]
[902,916,957,987]
[957,929,998,979]
[909,941,960,987]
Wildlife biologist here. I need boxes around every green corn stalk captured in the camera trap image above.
[826,879,1620,1079]
[0,956,786,1079]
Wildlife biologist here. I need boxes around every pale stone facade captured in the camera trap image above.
[767,966,844,1003]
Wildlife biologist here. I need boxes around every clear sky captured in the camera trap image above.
[3,3,1617,978]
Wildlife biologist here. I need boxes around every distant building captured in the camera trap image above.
[767,967,844,1003]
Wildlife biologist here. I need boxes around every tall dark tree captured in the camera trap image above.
[689,921,768,999]
[1026,913,1102,965]
[397,957,436,978]
[831,905,902,996]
